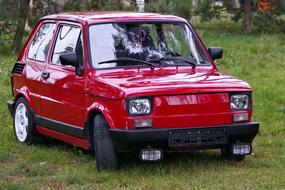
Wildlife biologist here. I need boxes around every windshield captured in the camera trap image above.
[89,22,209,69]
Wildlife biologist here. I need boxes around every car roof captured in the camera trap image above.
[41,11,186,24]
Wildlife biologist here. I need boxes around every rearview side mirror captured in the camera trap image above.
[60,52,83,76]
[208,47,223,60]
[60,52,79,67]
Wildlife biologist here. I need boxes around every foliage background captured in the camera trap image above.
[0,0,285,189]
[0,0,285,53]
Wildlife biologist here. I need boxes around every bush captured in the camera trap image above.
[145,0,192,20]
[253,0,285,33]
[254,13,285,33]
[0,34,14,55]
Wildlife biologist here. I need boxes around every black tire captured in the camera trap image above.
[13,97,39,144]
[93,114,118,171]
[221,146,245,161]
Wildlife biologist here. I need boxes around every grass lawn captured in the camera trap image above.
[0,30,285,189]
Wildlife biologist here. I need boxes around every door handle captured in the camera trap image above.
[42,71,50,79]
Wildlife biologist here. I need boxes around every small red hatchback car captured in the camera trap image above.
[7,12,259,170]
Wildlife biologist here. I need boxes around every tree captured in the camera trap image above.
[243,0,253,32]
[31,0,59,25]
[254,0,285,32]
[145,0,193,20]
[194,0,284,33]
[10,0,31,53]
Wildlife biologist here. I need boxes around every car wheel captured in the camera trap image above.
[13,97,38,144]
[221,146,245,161]
[93,114,118,171]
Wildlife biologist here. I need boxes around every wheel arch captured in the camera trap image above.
[14,86,36,111]
[85,104,115,151]
[13,91,38,139]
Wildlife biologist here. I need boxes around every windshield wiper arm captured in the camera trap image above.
[149,56,196,68]
[98,57,156,69]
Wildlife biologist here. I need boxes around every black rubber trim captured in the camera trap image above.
[7,100,15,116]
[227,122,259,136]
[109,122,259,143]
[109,122,259,151]
[34,115,86,139]
[10,76,14,96]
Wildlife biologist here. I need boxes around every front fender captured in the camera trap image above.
[86,100,116,129]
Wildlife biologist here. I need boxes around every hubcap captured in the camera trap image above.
[14,103,28,142]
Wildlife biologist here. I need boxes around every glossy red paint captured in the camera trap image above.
[11,12,255,150]
[91,67,251,99]
[42,11,187,24]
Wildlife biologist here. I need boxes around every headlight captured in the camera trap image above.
[230,94,250,110]
[127,98,152,115]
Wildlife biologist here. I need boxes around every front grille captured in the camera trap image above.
[169,127,227,147]
[12,62,25,74]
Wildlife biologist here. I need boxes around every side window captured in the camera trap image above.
[28,23,56,62]
[51,25,81,64]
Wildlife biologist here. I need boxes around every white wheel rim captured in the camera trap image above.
[15,103,28,142]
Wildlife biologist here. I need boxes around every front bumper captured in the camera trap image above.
[109,122,259,152]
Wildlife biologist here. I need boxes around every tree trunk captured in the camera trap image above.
[11,0,31,53]
[136,0,145,12]
[86,0,91,10]
[24,0,34,32]
[116,0,121,7]
[243,0,252,33]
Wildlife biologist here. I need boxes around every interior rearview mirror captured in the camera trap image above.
[208,47,223,60]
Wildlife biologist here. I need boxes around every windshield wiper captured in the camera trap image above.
[98,57,156,69]
[149,55,196,68]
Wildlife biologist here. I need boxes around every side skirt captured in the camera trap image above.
[34,115,86,139]
[36,125,89,150]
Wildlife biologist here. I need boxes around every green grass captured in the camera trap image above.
[1,30,285,189]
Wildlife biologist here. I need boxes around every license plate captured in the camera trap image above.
[169,127,227,148]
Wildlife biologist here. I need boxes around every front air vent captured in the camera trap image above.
[12,62,25,75]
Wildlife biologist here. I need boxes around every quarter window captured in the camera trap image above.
[51,25,81,64]
[28,23,55,62]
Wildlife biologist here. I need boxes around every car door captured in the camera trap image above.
[24,21,56,116]
[39,22,87,136]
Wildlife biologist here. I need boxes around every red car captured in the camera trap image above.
[7,11,259,170]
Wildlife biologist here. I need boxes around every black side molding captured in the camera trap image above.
[7,99,86,139]
[34,115,86,139]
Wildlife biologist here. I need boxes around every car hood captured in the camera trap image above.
[88,68,251,99]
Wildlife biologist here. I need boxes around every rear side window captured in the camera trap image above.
[51,25,81,64]
[28,23,56,62]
